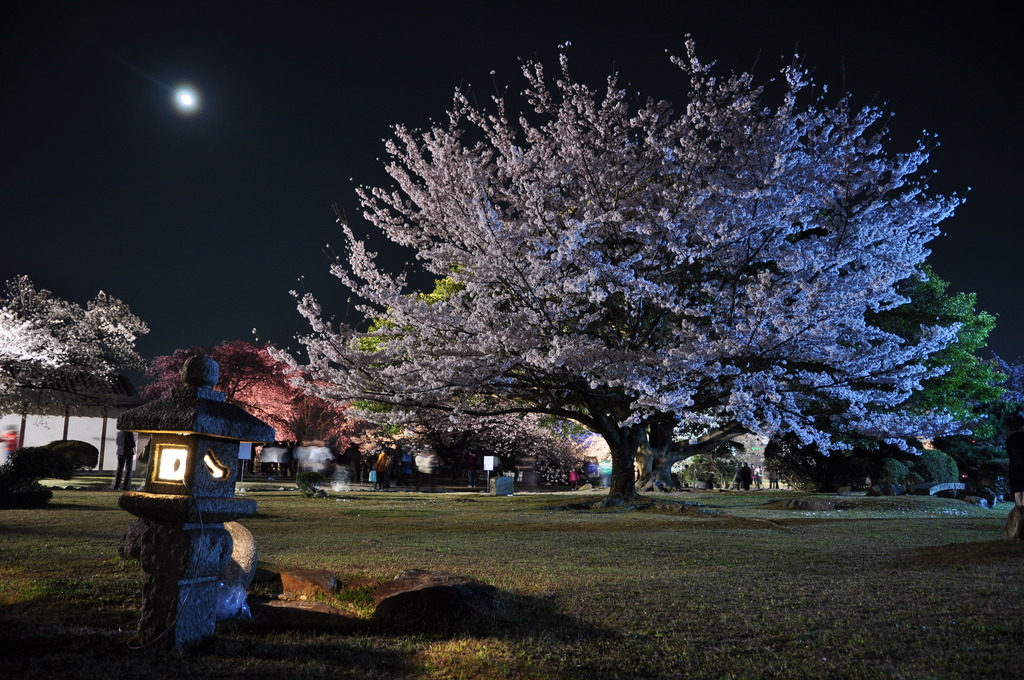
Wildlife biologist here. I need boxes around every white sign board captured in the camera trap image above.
[484,455,497,471]
[238,442,253,460]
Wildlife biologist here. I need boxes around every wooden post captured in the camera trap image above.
[99,408,109,470]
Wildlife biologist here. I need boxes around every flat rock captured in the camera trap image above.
[867,483,906,497]
[372,569,497,621]
[279,568,339,599]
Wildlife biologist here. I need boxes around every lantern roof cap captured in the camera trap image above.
[116,355,275,442]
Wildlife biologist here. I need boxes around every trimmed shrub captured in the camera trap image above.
[913,449,959,483]
[296,471,327,498]
[47,440,99,471]
[0,446,76,508]
[881,458,910,485]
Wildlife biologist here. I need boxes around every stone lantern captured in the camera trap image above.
[117,355,274,650]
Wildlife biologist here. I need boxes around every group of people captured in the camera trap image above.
[725,463,784,490]
[733,463,777,490]
[2,413,1019,505]
[566,459,613,490]
[370,446,441,491]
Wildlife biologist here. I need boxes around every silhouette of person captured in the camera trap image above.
[465,450,478,487]
[113,430,136,490]
[737,463,753,491]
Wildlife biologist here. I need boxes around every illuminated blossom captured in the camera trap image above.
[284,43,963,500]
[1,276,148,410]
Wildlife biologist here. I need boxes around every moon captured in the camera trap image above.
[172,86,200,115]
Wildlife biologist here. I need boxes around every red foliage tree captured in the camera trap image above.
[143,341,357,446]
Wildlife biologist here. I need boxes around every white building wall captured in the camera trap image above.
[1,412,130,470]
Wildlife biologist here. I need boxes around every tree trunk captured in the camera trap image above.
[602,423,646,502]
[635,442,655,491]
[644,421,679,491]
[651,448,689,490]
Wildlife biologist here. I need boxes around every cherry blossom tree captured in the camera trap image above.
[639,266,1002,492]
[994,355,1024,404]
[1,276,148,411]
[286,43,964,502]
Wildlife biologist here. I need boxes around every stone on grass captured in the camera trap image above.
[867,483,906,497]
[977,487,999,507]
[372,569,497,622]
[279,568,339,599]
[489,476,514,496]
[1005,506,1024,541]
[221,521,258,589]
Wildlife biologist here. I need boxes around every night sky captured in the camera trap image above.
[3,2,1019,372]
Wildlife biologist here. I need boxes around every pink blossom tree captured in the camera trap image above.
[145,341,355,446]
[286,43,964,502]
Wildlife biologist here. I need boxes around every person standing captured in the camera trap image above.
[397,448,413,487]
[1,425,18,466]
[113,430,136,490]
[737,463,753,491]
[373,448,392,491]
[415,447,438,492]
[598,458,612,489]
[1007,412,1024,508]
[465,450,478,487]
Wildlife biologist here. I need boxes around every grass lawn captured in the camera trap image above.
[1,483,1022,679]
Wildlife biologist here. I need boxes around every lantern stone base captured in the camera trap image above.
[133,519,233,650]
[118,491,259,651]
